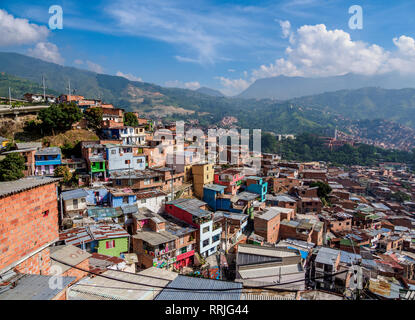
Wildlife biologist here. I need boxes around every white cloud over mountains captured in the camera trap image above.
[0,9,64,65]
[219,23,415,96]
[0,9,49,46]
[116,71,143,82]
[165,80,201,90]
[27,42,64,65]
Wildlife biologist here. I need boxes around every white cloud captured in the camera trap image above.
[279,20,291,39]
[218,23,415,95]
[0,9,49,46]
[74,59,84,65]
[165,80,201,90]
[86,61,104,73]
[253,24,391,79]
[116,71,143,82]
[27,42,64,64]
[215,76,250,96]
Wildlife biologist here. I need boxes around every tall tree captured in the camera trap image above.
[124,112,139,126]
[0,153,25,181]
[38,102,82,134]
[84,107,103,132]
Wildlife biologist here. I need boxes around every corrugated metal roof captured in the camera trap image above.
[0,176,60,198]
[35,147,61,156]
[155,275,242,300]
[68,268,176,300]
[0,274,75,300]
[61,188,89,201]
[315,247,340,266]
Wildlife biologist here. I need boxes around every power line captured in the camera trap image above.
[51,256,349,293]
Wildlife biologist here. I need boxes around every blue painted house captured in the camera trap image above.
[85,188,110,206]
[35,147,62,175]
[245,176,268,202]
[109,189,137,208]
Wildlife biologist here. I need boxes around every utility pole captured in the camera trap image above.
[225,215,228,254]
[8,87,11,107]
[170,168,174,201]
[42,75,46,102]
[67,80,71,102]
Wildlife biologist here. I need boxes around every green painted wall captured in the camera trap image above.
[91,161,105,173]
[97,237,129,257]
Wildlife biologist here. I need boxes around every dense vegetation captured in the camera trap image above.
[0,72,58,101]
[0,153,25,181]
[262,132,415,167]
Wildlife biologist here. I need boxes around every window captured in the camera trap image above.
[73,198,78,209]
[116,179,122,186]
[144,179,151,185]
[203,226,210,233]
[141,199,146,204]
[137,158,143,163]
[111,149,116,155]
[203,239,210,247]
[81,198,86,203]
[123,196,128,204]
[106,240,115,249]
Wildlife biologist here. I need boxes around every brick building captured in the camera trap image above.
[0,177,61,276]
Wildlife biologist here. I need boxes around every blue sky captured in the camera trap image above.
[1,0,415,95]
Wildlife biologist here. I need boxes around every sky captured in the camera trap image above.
[1,0,415,96]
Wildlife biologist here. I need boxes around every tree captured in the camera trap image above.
[0,153,25,181]
[390,191,411,203]
[310,181,332,203]
[84,107,103,131]
[54,165,72,183]
[124,112,139,126]
[37,102,82,134]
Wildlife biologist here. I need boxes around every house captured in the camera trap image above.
[214,168,245,195]
[101,108,124,128]
[132,210,197,270]
[0,176,61,276]
[254,207,282,243]
[61,188,89,216]
[105,144,146,172]
[81,142,107,181]
[34,147,62,175]
[213,211,248,252]
[192,162,215,198]
[279,217,324,246]
[24,93,56,103]
[1,142,41,176]
[110,169,163,190]
[165,198,222,258]
[102,126,146,145]
[235,244,306,291]
[108,188,137,208]
[59,224,130,257]
[136,189,167,213]
[203,183,227,211]
[245,176,268,202]
[49,244,91,282]
[312,247,343,291]
[232,191,260,217]
[266,194,298,212]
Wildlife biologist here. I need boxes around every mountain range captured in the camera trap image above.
[1,51,415,150]
[238,73,415,100]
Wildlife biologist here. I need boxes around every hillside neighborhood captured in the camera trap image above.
[0,92,415,300]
